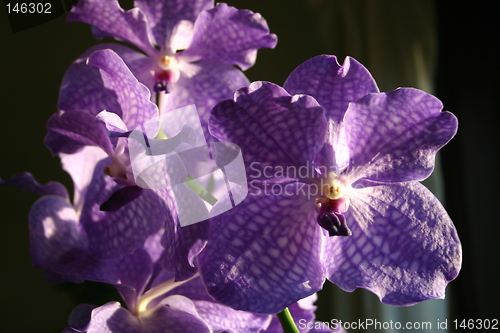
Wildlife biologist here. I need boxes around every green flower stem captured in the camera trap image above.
[277,307,300,333]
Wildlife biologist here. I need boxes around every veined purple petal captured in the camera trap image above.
[0,172,68,198]
[161,217,209,281]
[47,247,155,304]
[134,0,214,50]
[326,182,461,306]
[178,3,277,70]
[143,229,165,264]
[193,299,272,333]
[29,195,87,283]
[343,88,458,184]
[209,81,326,181]
[58,43,149,117]
[284,55,379,123]
[45,110,114,156]
[198,183,326,314]
[67,0,156,55]
[114,248,154,310]
[152,154,209,280]
[83,302,135,333]
[164,61,250,143]
[284,56,378,172]
[87,49,159,133]
[79,159,167,260]
[95,110,129,137]
[60,146,108,212]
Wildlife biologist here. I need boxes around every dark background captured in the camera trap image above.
[1,1,499,332]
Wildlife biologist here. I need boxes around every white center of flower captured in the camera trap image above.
[153,53,181,93]
[158,55,178,71]
[324,172,344,200]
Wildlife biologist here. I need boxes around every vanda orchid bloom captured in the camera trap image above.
[0,174,334,333]
[60,0,276,140]
[44,49,208,281]
[197,55,462,314]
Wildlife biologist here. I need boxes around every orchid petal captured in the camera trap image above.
[284,55,379,123]
[198,183,326,314]
[28,195,87,283]
[68,0,156,55]
[326,182,461,306]
[343,88,458,184]
[58,44,149,117]
[87,49,159,133]
[164,61,250,143]
[79,159,167,259]
[60,146,108,212]
[134,0,213,50]
[209,81,326,182]
[45,110,114,156]
[179,3,277,70]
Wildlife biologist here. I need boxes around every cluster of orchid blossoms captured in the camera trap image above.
[1,0,463,332]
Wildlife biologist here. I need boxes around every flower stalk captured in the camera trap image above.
[277,307,300,333]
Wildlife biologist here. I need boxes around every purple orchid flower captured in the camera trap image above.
[1,172,298,333]
[11,173,329,333]
[42,49,208,281]
[197,55,462,314]
[60,0,276,140]
[2,172,333,332]
[43,49,168,260]
[2,153,171,283]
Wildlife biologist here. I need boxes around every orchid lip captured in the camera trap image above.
[317,211,352,237]
[315,197,352,237]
